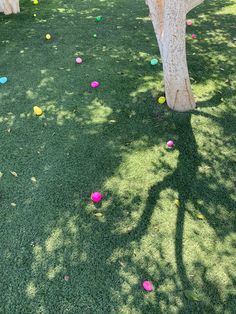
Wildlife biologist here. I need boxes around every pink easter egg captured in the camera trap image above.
[143,281,154,292]
[91,192,103,203]
[76,57,83,64]
[186,20,193,26]
[167,140,174,148]
[90,81,100,88]
[191,33,197,39]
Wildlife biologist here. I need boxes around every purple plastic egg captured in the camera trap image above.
[90,81,100,88]
[76,57,83,64]
[91,192,103,203]
[167,140,174,148]
[186,20,193,26]
[143,281,154,292]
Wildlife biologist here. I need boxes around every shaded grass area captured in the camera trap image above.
[0,0,236,313]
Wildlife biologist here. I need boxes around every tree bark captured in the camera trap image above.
[146,0,204,112]
[0,0,20,15]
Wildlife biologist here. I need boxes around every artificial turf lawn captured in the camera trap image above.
[0,0,236,313]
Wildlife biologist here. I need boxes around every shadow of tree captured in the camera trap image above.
[0,0,235,313]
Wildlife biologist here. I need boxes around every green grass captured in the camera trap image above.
[0,0,235,313]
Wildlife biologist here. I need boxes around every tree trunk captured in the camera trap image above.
[146,0,204,112]
[0,0,20,15]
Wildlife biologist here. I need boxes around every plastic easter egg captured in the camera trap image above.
[0,77,8,84]
[158,96,166,104]
[191,34,197,39]
[167,140,174,149]
[91,192,103,203]
[33,13,37,17]
[45,34,51,40]
[90,81,100,88]
[96,16,102,22]
[143,281,154,292]
[150,58,158,65]
[186,20,193,26]
[93,34,97,38]
[33,106,43,116]
[76,57,83,64]
[33,0,38,5]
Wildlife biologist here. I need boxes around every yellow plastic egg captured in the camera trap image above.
[45,34,51,40]
[33,106,43,116]
[158,96,166,104]
[33,0,38,5]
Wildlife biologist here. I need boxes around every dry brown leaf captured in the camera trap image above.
[31,177,37,183]
[184,289,201,301]
[10,171,18,177]
[94,213,103,217]
[175,199,180,207]
[196,213,205,220]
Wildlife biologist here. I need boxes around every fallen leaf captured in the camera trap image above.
[11,203,16,207]
[119,261,125,267]
[184,289,201,301]
[94,213,103,217]
[10,171,18,177]
[7,128,11,133]
[0,172,3,178]
[196,213,205,220]
[31,177,37,183]
[175,199,180,207]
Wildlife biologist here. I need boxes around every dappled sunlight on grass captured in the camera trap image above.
[0,112,16,127]
[56,8,76,14]
[26,281,37,299]
[38,76,55,88]
[45,228,64,253]
[87,98,113,124]
[130,75,163,98]
[216,2,236,14]
[47,265,63,280]
[0,0,235,312]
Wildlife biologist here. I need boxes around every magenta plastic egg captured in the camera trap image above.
[191,33,197,39]
[91,192,103,203]
[143,281,154,292]
[186,20,193,26]
[167,140,174,148]
[76,57,83,64]
[90,81,100,88]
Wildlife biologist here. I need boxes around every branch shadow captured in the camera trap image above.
[0,0,235,313]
